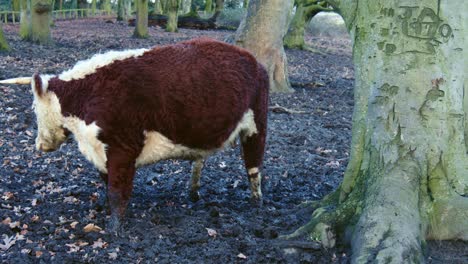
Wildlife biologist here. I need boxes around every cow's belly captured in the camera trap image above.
[136,109,257,167]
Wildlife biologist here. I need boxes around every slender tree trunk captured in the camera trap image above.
[243,0,248,8]
[19,0,31,39]
[117,0,124,20]
[214,0,224,13]
[187,0,199,17]
[0,22,9,52]
[58,0,62,10]
[284,0,331,50]
[30,0,53,45]
[288,0,468,262]
[165,0,179,32]
[13,0,21,12]
[91,0,97,15]
[205,0,212,13]
[134,0,149,38]
[103,0,111,15]
[152,0,162,15]
[235,0,294,93]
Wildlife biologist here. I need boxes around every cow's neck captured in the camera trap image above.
[48,77,92,120]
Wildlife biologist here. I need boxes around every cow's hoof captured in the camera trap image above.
[250,197,263,207]
[107,216,124,236]
[189,190,200,202]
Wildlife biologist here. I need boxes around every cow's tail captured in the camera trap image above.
[241,64,269,203]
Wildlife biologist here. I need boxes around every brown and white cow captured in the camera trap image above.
[1,38,269,232]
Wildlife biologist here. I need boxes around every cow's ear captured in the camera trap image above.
[32,73,43,97]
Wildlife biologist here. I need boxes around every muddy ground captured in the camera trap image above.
[0,19,466,263]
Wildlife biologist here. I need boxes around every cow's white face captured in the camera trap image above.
[31,75,67,152]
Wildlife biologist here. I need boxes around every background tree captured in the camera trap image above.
[118,0,132,21]
[12,0,21,12]
[19,0,31,39]
[91,0,97,15]
[165,0,180,32]
[134,0,149,38]
[205,0,212,13]
[287,0,468,262]
[30,0,53,44]
[284,0,332,50]
[0,21,9,51]
[235,0,293,93]
[152,0,163,14]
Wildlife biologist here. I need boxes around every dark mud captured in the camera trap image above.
[0,19,466,263]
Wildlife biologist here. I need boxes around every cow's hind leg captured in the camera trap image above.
[189,159,204,201]
[240,121,266,206]
[106,149,137,234]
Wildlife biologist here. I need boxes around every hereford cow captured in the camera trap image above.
[0,38,269,232]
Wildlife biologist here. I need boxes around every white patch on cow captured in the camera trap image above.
[32,77,67,151]
[136,132,210,167]
[248,167,259,175]
[225,109,257,147]
[136,109,258,167]
[58,48,149,81]
[63,117,108,173]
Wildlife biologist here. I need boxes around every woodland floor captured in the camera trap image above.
[0,18,467,263]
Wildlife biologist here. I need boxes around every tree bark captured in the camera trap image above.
[117,0,131,20]
[0,22,9,52]
[30,0,53,45]
[152,0,163,15]
[13,0,21,12]
[19,0,31,40]
[205,0,213,13]
[288,0,468,262]
[284,0,331,50]
[235,0,294,93]
[134,0,149,38]
[165,0,179,32]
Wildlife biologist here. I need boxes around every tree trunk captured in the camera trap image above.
[187,0,199,17]
[165,0,179,32]
[235,0,294,93]
[13,0,21,12]
[117,0,131,20]
[243,0,249,8]
[30,0,53,45]
[0,22,9,52]
[103,0,111,15]
[134,0,149,38]
[19,0,31,40]
[287,0,468,262]
[91,0,97,15]
[284,0,331,50]
[214,0,224,13]
[152,0,163,15]
[205,0,213,13]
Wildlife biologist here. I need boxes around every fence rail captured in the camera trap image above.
[0,9,112,24]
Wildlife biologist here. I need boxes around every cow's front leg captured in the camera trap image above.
[106,149,136,234]
[189,159,204,201]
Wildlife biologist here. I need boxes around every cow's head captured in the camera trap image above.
[30,74,68,152]
[1,74,68,152]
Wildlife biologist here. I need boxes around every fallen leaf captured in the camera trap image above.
[237,253,247,259]
[70,221,79,229]
[108,252,118,260]
[0,235,16,251]
[83,223,102,233]
[31,215,40,222]
[35,251,43,258]
[1,217,11,225]
[206,228,217,238]
[92,238,108,249]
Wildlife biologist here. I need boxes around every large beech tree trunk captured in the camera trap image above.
[235,0,294,93]
[134,0,149,38]
[288,0,468,262]
[284,0,331,50]
[30,0,53,44]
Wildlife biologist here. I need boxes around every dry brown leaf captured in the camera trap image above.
[66,243,80,253]
[83,223,102,233]
[70,221,79,229]
[92,238,108,249]
[237,253,247,259]
[35,251,43,258]
[1,217,11,225]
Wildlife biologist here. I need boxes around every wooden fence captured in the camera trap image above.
[0,9,112,24]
